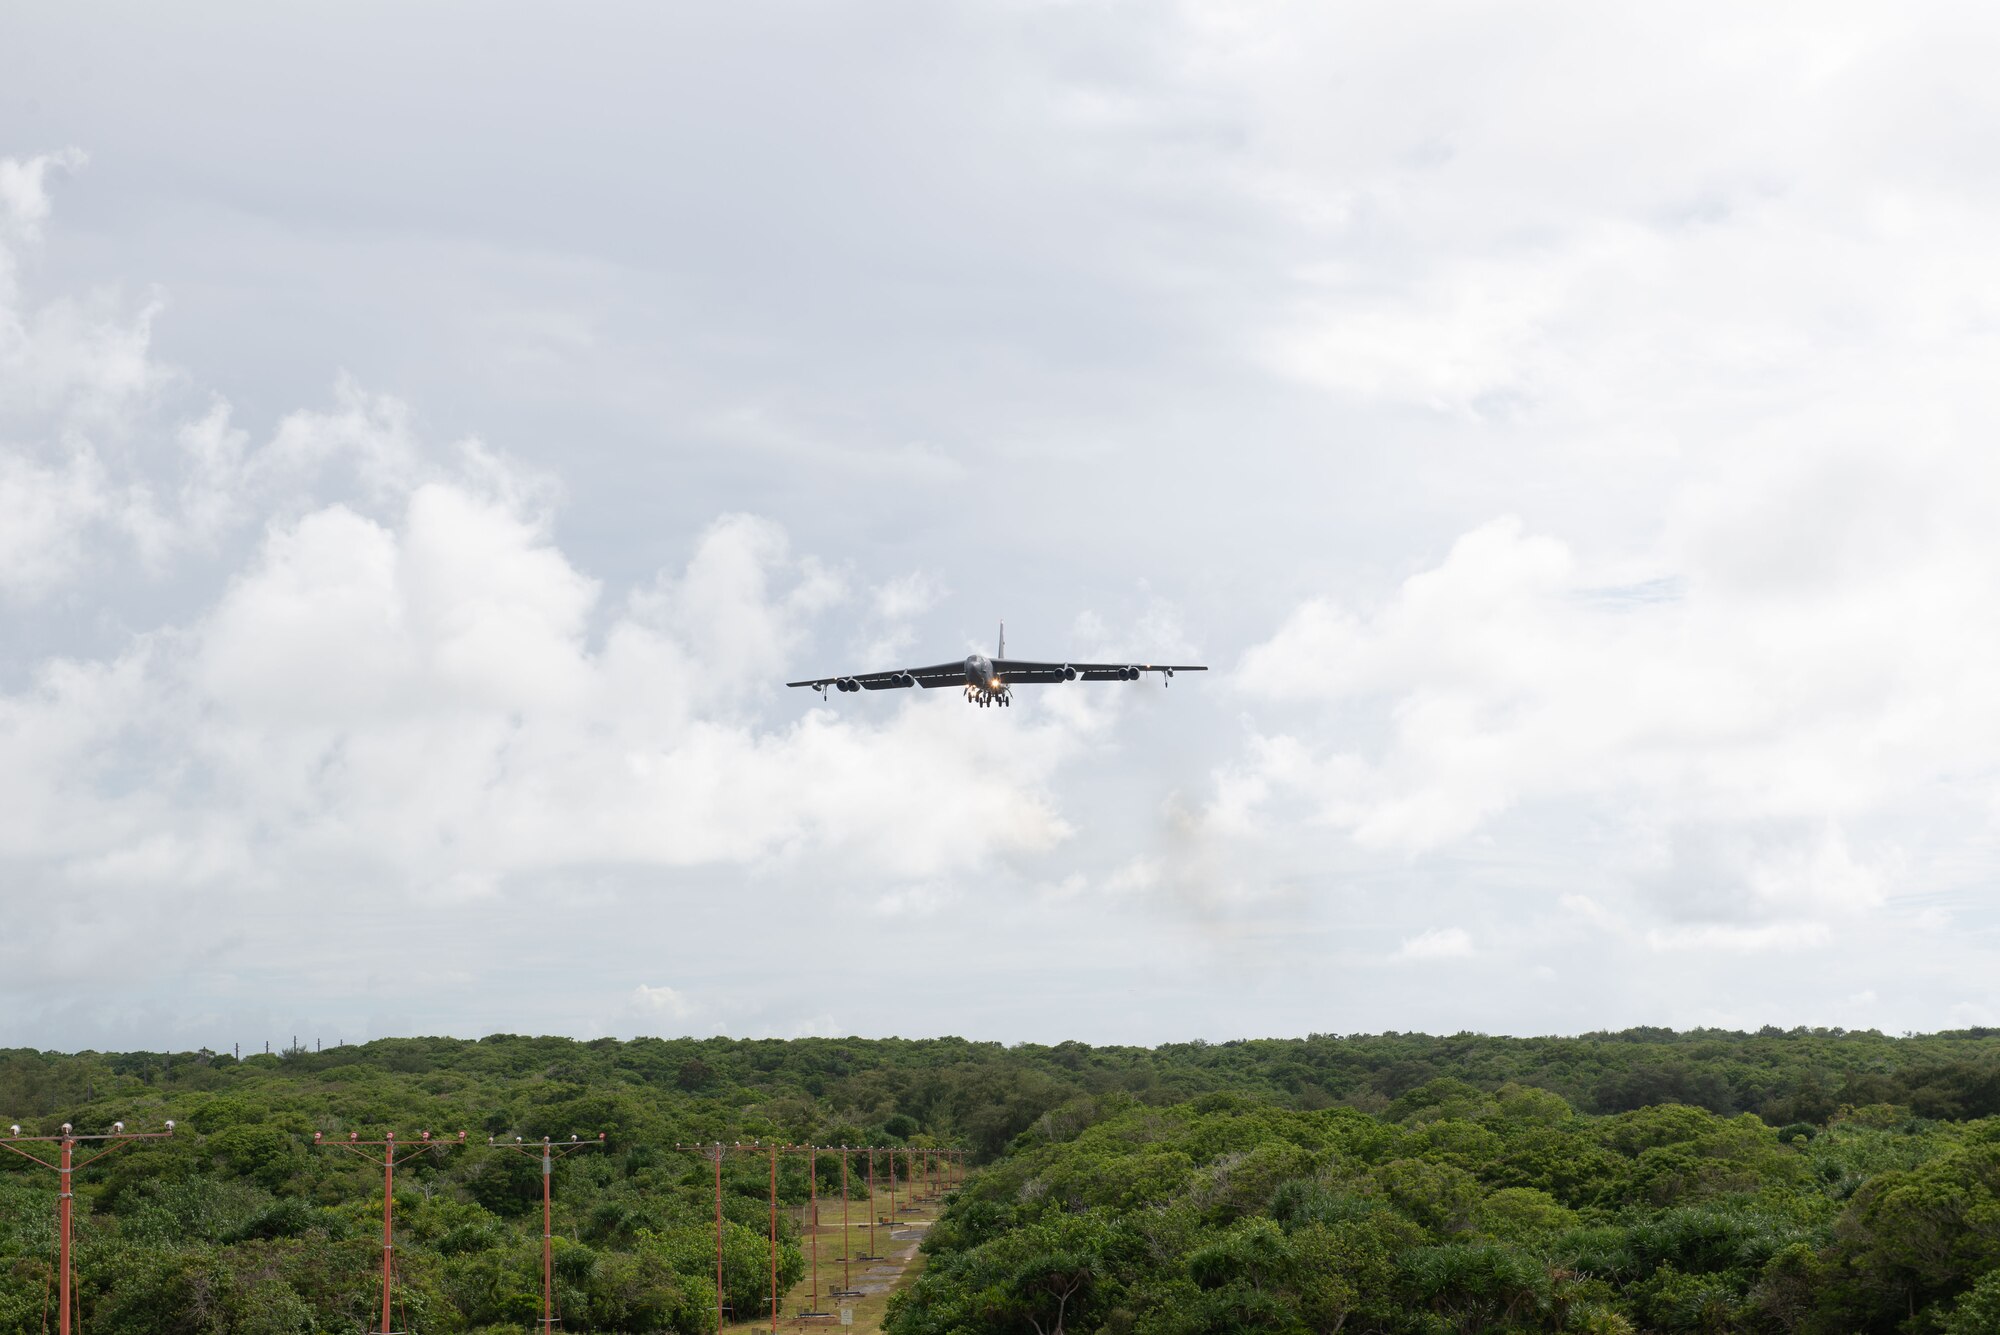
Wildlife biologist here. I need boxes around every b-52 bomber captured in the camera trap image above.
[788,623,1206,708]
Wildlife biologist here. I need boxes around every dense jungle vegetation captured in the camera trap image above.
[4,1027,2000,1333]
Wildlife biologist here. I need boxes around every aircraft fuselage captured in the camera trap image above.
[963,652,1009,705]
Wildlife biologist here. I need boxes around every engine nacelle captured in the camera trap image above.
[1061,665,1077,681]
[1124,666,1139,681]
[838,678,859,692]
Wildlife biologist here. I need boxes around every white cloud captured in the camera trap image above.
[1103,857,1161,896]
[1229,494,2000,857]
[150,489,1077,891]
[0,148,86,245]
[0,151,178,597]
[0,449,108,596]
[1394,927,1474,961]
[0,161,460,601]
[873,571,943,622]
[630,984,694,1019]
[853,570,946,664]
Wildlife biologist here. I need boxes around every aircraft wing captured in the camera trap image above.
[993,660,1208,682]
[786,662,966,691]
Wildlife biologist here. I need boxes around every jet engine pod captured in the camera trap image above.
[1124,666,1139,681]
[839,678,860,692]
[1062,664,1077,681]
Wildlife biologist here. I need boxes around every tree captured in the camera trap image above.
[886,1212,1114,1335]
[1830,1143,2000,1323]
[1940,1268,2000,1335]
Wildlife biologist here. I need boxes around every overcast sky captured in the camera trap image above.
[6,1,2000,1052]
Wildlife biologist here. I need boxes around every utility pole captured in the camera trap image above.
[829,1147,864,1301]
[314,1130,466,1334]
[856,1147,882,1261]
[676,1142,731,1335]
[1,1120,175,1335]
[793,1144,834,1319]
[488,1133,605,1333]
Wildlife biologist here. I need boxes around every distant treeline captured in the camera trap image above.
[3,1029,2000,1332]
[8,1026,2000,1153]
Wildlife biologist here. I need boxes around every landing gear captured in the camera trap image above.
[963,685,1013,708]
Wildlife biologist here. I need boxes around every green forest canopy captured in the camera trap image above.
[3,1027,2000,1333]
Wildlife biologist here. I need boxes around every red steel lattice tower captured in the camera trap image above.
[488,1132,605,1332]
[314,1130,466,1334]
[0,1119,174,1335]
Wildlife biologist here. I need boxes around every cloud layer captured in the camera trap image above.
[6,3,2000,1045]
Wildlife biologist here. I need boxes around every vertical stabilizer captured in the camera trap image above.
[999,620,1005,659]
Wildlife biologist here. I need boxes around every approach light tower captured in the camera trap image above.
[1,1120,175,1335]
[677,1142,732,1334]
[489,1133,605,1332]
[314,1130,467,1334]
[676,1140,826,1333]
